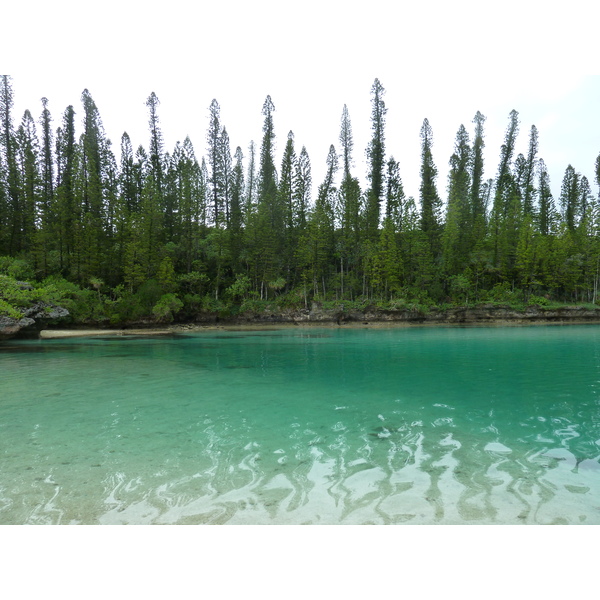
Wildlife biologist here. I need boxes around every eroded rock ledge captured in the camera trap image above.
[0,302,70,340]
[201,304,600,326]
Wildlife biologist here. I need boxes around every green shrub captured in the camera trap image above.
[199,294,226,312]
[240,297,272,314]
[0,274,30,306]
[152,293,183,322]
[0,256,35,280]
[0,298,23,319]
[225,275,251,302]
[485,282,522,303]
[136,279,163,311]
[527,295,551,307]
[274,288,305,309]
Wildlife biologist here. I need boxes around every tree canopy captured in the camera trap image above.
[1,74,600,325]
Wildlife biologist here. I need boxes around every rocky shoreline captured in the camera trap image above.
[0,302,70,341]
[220,304,600,326]
[4,303,600,340]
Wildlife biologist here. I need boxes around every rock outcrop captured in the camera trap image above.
[0,302,70,340]
[189,303,600,326]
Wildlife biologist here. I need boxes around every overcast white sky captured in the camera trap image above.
[4,0,600,205]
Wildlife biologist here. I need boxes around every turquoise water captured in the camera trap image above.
[1,324,600,524]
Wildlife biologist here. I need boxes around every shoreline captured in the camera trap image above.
[37,317,600,339]
[39,328,176,339]
[4,304,600,341]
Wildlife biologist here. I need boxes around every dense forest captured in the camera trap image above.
[1,74,600,325]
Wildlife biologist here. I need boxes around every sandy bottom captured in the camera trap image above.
[39,328,174,339]
[39,318,592,339]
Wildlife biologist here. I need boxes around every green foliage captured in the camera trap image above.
[1,80,600,324]
[226,274,251,301]
[178,271,209,295]
[485,282,522,303]
[527,295,552,307]
[136,279,163,311]
[152,293,183,322]
[0,256,35,280]
[268,277,286,294]
[0,298,23,319]
[449,274,472,304]
[239,295,273,314]
[0,274,31,306]
[273,287,305,309]
[0,272,79,319]
[157,257,177,293]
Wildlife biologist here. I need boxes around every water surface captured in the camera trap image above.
[2,325,600,524]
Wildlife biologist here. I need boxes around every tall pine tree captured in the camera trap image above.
[365,78,386,239]
[419,118,442,251]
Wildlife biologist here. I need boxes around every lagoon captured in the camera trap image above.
[1,324,600,524]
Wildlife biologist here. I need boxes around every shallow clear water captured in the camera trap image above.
[1,324,600,524]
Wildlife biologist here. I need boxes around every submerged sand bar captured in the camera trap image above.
[40,328,174,339]
[39,318,600,339]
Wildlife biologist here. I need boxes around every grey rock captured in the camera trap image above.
[0,302,70,341]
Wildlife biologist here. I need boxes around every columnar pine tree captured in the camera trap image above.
[537,159,555,236]
[245,140,257,217]
[0,75,21,254]
[253,95,280,295]
[206,99,223,227]
[317,144,338,206]
[145,92,164,237]
[39,97,54,231]
[384,157,404,231]
[300,145,337,299]
[278,131,298,280]
[278,131,296,230]
[175,136,201,272]
[489,109,520,271]
[16,110,40,254]
[294,146,311,233]
[337,105,362,296]
[470,111,487,248]
[522,125,539,216]
[146,91,164,202]
[578,176,593,230]
[119,133,138,214]
[560,165,580,231]
[79,89,109,281]
[102,140,120,283]
[365,78,386,239]
[340,104,354,180]
[494,110,520,213]
[229,145,244,270]
[442,124,471,275]
[220,127,233,227]
[419,118,442,251]
[80,90,105,218]
[258,95,278,217]
[54,105,77,274]
[199,157,209,229]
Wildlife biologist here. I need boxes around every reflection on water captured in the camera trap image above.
[1,326,600,524]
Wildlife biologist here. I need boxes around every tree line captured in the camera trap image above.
[1,74,600,323]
